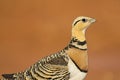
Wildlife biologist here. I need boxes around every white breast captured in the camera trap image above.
[68,58,87,80]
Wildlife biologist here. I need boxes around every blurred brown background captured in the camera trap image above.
[0,0,120,80]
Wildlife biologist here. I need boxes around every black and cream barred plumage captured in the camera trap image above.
[1,16,96,80]
[2,51,69,80]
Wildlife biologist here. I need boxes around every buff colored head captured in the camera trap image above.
[72,16,96,41]
[72,16,95,31]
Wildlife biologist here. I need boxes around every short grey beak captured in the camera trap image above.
[90,18,96,23]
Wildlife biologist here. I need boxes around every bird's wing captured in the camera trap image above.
[2,74,15,80]
[1,52,70,80]
[1,72,24,80]
[26,52,70,80]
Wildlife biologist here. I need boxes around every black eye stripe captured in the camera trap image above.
[73,18,87,26]
[73,20,81,26]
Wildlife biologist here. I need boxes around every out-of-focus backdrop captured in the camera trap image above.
[0,0,120,80]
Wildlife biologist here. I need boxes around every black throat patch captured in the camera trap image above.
[69,38,87,50]
[77,40,86,46]
[70,38,87,46]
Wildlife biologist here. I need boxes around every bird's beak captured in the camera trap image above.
[90,18,96,23]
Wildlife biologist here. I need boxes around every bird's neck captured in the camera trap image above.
[63,30,88,72]
[70,30,87,50]
[72,30,86,41]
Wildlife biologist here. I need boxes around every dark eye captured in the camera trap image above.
[82,18,87,22]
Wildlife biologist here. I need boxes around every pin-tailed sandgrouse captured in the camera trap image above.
[1,16,96,80]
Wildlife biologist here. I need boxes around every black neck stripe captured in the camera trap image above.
[71,38,87,46]
[69,44,87,51]
[77,40,86,46]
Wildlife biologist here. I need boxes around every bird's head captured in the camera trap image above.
[72,16,96,33]
[72,16,96,40]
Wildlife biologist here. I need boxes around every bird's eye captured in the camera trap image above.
[82,18,87,22]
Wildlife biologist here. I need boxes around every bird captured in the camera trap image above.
[1,16,96,80]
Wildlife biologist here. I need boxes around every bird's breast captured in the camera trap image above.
[68,58,87,80]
